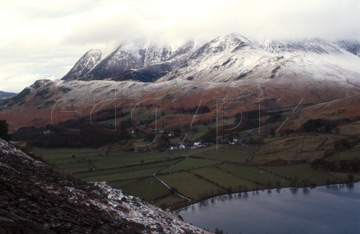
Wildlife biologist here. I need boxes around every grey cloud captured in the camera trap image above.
[61,0,360,46]
[1,0,360,93]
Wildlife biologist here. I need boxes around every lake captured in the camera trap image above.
[176,183,360,234]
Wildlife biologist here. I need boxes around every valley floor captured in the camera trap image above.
[33,133,360,210]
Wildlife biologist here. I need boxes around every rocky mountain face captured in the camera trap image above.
[63,34,360,83]
[62,49,103,80]
[62,40,199,82]
[0,138,209,233]
[336,40,360,57]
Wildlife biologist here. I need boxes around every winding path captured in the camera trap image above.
[152,154,192,202]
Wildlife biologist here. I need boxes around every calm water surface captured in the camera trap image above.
[176,183,360,234]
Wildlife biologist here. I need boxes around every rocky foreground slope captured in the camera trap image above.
[0,138,209,233]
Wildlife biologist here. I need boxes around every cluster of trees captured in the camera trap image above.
[12,119,133,148]
[302,118,342,133]
[334,139,358,152]
[140,134,171,151]
[94,108,129,122]
[265,111,284,125]
[201,126,265,145]
[322,138,359,158]
[170,105,211,114]
[0,120,10,141]
[233,110,264,132]
[311,159,360,173]
[215,228,224,234]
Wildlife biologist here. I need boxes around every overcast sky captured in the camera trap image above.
[0,0,359,92]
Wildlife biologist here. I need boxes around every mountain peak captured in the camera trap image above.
[62,39,199,82]
[62,49,103,80]
[61,34,360,84]
[210,33,252,46]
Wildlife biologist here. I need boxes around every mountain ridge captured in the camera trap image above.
[1,34,360,131]
[0,91,16,99]
[62,40,200,82]
[62,34,360,83]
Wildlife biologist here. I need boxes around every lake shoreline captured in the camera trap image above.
[175,182,360,234]
[171,180,360,212]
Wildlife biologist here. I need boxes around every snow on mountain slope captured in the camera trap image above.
[2,34,360,130]
[261,39,343,54]
[62,49,103,80]
[2,71,360,132]
[157,34,269,82]
[62,34,360,85]
[157,35,360,84]
[336,40,360,57]
[63,40,200,82]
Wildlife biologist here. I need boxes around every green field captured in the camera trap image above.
[253,134,345,162]
[217,163,287,188]
[34,148,181,172]
[159,172,226,200]
[85,166,166,182]
[330,146,360,161]
[184,145,259,163]
[110,179,139,188]
[33,134,360,210]
[120,177,172,202]
[75,159,180,179]
[264,164,344,185]
[160,158,218,174]
[192,167,258,191]
[153,194,188,210]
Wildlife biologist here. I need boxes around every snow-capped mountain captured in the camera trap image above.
[158,34,360,83]
[1,34,360,130]
[62,49,103,80]
[261,39,343,54]
[63,40,200,82]
[62,34,360,84]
